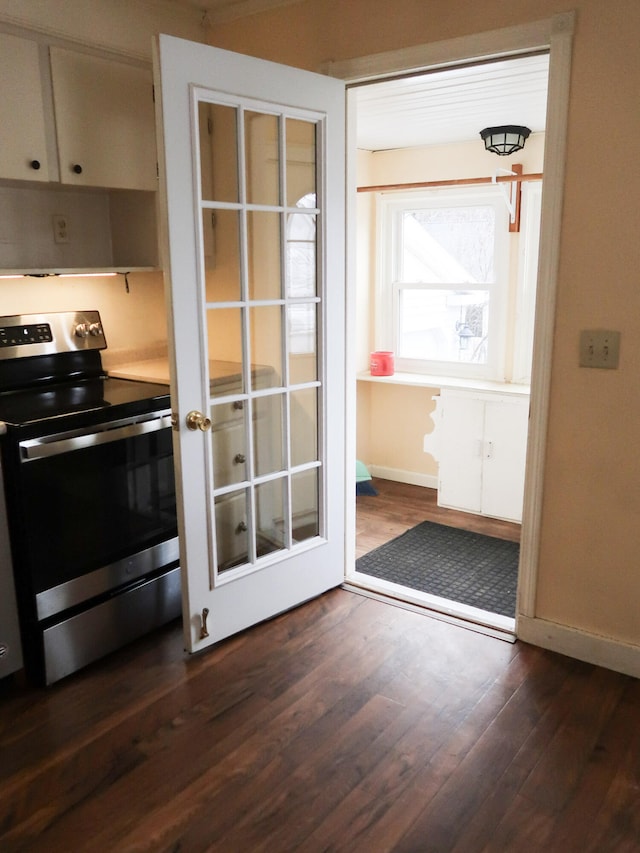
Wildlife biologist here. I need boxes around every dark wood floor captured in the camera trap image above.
[356,479,520,560]
[1,584,639,851]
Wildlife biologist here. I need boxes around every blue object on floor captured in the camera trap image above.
[355,460,378,496]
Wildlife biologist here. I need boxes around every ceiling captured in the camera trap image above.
[353,53,550,152]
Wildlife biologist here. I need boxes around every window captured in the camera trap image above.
[376,187,511,380]
[286,192,317,355]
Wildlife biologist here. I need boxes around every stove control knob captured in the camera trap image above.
[88,323,103,337]
[75,323,90,338]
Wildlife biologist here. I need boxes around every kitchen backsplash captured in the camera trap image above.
[0,270,169,357]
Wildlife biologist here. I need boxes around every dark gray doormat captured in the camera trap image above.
[356,521,519,617]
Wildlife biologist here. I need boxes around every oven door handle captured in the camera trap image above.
[19,413,173,461]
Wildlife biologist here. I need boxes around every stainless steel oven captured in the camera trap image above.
[0,311,180,685]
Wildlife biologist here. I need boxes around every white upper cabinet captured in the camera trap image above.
[0,33,51,182]
[49,47,157,191]
[0,33,158,271]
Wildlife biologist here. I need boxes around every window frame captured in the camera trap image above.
[375,186,511,381]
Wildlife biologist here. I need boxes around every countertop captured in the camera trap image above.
[109,358,272,389]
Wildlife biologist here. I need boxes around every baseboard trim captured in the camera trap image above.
[517,615,640,678]
[368,466,438,490]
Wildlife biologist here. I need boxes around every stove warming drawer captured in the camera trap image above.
[42,565,181,685]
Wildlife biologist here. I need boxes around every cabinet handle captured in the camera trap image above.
[30,160,41,170]
[234,453,246,464]
[72,164,83,175]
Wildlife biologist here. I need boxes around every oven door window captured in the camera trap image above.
[17,426,177,592]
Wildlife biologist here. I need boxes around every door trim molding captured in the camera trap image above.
[340,12,576,637]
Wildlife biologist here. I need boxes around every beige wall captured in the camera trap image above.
[207,0,640,653]
[0,272,168,359]
[0,0,203,60]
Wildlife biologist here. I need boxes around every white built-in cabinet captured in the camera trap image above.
[0,33,51,182]
[0,29,158,272]
[49,47,157,192]
[425,388,529,523]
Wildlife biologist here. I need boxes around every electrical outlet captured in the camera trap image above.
[579,329,620,369]
[52,214,69,244]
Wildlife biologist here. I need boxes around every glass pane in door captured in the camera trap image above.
[202,209,242,303]
[256,478,286,555]
[199,102,238,203]
[286,119,316,207]
[250,306,283,389]
[248,211,281,300]
[206,308,244,381]
[253,394,284,477]
[245,111,279,206]
[197,98,324,582]
[291,468,319,543]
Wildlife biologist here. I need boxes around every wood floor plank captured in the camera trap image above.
[1,585,639,852]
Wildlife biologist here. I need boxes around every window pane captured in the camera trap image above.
[286,119,316,207]
[401,206,496,284]
[203,209,241,303]
[288,302,317,383]
[291,469,319,543]
[199,101,238,203]
[215,489,249,572]
[207,308,244,385]
[211,401,248,488]
[256,478,286,556]
[250,306,282,389]
[254,394,284,477]
[245,111,279,206]
[286,208,316,298]
[398,289,490,364]
[248,211,281,300]
[290,387,317,467]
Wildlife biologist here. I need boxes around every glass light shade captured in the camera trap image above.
[480,125,531,156]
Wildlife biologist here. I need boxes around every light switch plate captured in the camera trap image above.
[579,329,620,369]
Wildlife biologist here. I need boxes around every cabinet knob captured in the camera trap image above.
[236,521,248,534]
[30,160,41,170]
[233,453,246,464]
[72,164,83,175]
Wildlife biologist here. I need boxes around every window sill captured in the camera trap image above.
[356,370,530,396]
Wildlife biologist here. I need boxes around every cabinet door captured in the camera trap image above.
[0,34,50,182]
[438,394,484,513]
[49,47,157,190]
[482,398,529,521]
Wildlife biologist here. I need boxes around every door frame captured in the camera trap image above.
[332,12,575,633]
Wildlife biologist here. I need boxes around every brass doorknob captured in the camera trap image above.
[186,410,212,432]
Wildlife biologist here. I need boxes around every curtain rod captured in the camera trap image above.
[357,171,543,193]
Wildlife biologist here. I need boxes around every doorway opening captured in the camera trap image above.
[346,52,549,638]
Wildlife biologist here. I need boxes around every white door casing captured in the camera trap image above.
[153,34,346,652]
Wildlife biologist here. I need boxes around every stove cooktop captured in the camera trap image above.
[0,376,171,428]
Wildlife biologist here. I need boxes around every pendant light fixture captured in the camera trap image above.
[480,125,531,156]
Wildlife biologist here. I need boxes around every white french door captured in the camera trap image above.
[153,35,346,653]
